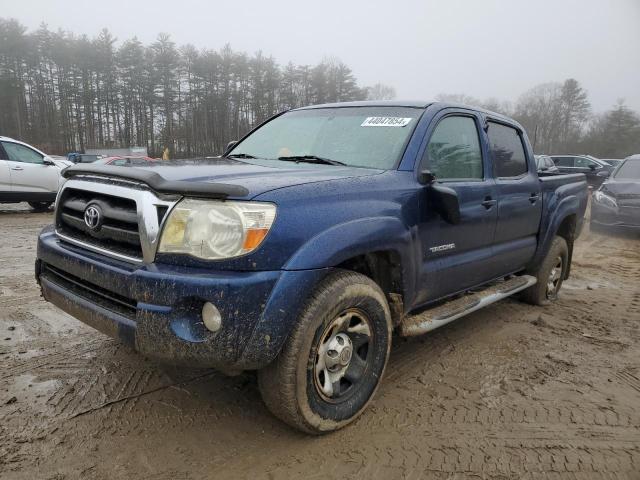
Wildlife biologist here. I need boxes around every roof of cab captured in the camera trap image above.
[293,100,521,129]
[295,100,433,110]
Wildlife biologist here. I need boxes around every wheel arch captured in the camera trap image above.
[335,250,405,325]
[528,185,582,279]
[283,216,418,320]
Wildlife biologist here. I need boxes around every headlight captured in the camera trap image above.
[158,199,276,260]
[593,190,617,208]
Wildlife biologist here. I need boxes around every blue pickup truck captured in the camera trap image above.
[36,101,587,433]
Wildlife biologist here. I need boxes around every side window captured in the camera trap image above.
[575,157,596,169]
[487,122,528,177]
[112,159,128,166]
[554,157,574,167]
[1,142,44,164]
[423,116,483,180]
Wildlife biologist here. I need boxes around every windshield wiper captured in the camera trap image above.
[277,155,346,166]
[226,153,257,159]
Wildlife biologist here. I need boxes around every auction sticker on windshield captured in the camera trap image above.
[361,117,413,127]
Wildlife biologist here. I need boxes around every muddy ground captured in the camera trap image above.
[0,202,639,479]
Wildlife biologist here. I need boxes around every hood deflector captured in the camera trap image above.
[62,164,249,199]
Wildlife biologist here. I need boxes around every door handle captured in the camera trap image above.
[11,166,24,171]
[481,197,497,209]
[529,193,540,204]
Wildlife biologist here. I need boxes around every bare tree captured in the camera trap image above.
[366,83,396,101]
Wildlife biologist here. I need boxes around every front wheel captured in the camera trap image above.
[520,236,568,306]
[258,270,392,434]
[28,201,52,212]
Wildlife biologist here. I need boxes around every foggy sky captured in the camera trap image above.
[1,0,639,112]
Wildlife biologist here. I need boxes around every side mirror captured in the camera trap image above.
[43,157,55,166]
[429,184,461,225]
[418,169,436,185]
[419,170,461,225]
[588,164,597,171]
[224,140,238,155]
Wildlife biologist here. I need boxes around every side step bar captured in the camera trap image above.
[399,275,537,337]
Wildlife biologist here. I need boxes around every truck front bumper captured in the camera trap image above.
[36,227,327,370]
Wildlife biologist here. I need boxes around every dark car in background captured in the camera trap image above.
[534,155,560,175]
[551,154,614,188]
[591,155,640,232]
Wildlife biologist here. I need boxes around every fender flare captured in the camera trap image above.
[284,216,416,269]
[529,194,580,273]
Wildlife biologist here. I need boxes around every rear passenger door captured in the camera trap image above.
[487,121,542,275]
[415,111,498,305]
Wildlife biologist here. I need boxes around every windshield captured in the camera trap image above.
[614,160,640,180]
[228,107,423,169]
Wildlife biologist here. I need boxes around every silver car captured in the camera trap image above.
[534,154,560,174]
[0,136,71,211]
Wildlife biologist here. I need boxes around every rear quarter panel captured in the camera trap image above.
[528,173,588,270]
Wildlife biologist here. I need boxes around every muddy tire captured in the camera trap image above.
[520,236,568,306]
[28,201,52,212]
[258,270,392,434]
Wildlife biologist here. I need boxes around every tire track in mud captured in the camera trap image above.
[616,369,640,394]
[0,339,109,380]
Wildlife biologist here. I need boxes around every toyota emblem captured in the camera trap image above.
[84,205,102,230]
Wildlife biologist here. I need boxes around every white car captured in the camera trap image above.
[0,136,71,211]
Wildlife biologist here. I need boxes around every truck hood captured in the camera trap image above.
[63,158,383,199]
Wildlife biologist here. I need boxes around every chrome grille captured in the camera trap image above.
[57,188,143,259]
[54,177,177,263]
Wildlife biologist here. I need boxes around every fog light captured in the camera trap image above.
[202,302,222,333]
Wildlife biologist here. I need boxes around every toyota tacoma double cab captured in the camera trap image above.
[36,101,588,433]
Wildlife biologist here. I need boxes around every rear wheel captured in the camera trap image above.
[28,201,52,212]
[520,236,568,306]
[258,270,392,434]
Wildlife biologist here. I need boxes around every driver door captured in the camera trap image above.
[0,141,58,193]
[414,112,498,306]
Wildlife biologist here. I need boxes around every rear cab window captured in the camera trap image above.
[487,122,528,178]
